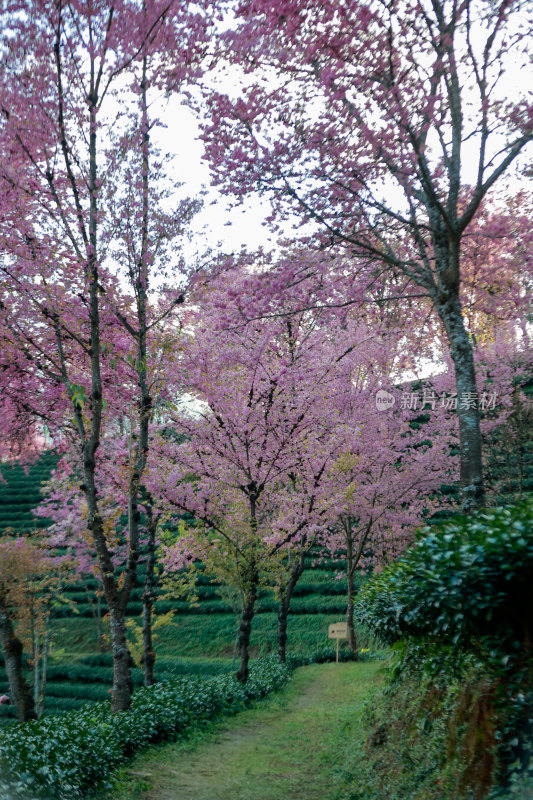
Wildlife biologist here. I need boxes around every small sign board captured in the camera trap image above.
[328,622,348,640]
[328,622,348,663]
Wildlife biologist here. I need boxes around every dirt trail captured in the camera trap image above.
[112,661,382,800]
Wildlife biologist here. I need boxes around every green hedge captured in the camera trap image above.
[45,682,111,701]
[356,499,533,788]
[45,659,234,687]
[356,498,533,650]
[0,657,291,800]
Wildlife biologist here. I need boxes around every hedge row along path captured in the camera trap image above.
[105,661,383,800]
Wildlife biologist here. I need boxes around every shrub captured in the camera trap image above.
[352,658,500,800]
[356,498,533,791]
[356,499,533,652]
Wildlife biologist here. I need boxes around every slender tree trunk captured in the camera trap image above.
[33,629,39,713]
[51,12,155,713]
[342,515,375,658]
[118,52,153,689]
[0,598,36,722]
[236,493,260,684]
[91,512,134,711]
[78,36,137,712]
[345,520,358,659]
[278,552,306,663]
[346,569,358,660]
[141,507,157,687]
[236,587,257,683]
[434,262,485,512]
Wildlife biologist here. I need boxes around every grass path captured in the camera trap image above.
[105,661,384,800]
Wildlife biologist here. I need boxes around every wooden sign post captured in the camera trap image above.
[328,622,348,663]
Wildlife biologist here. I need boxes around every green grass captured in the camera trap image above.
[97,660,385,800]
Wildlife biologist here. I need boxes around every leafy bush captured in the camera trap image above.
[351,658,500,800]
[356,499,533,651]
[356,499,533,790]
[0,657,291,800]
[154,660,234,677]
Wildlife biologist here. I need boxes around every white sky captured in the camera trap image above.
[152,95,278,258]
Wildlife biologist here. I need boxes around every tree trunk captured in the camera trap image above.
[96,591,104,651]
[236,577,258,684]
[33,628,39,713]
[88,508,134,711]
[141,510,157,687]
[0,599,36,722]
[436,284,485,512]
[109,604,133,712]
[343,517,358,658]
[346,567,358,660]
[35,621,51,718]
[236,494,260,684]
[278,552,306,663]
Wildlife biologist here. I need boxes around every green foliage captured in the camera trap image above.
[351,657,500,800]
[125,611,176,669]
[356,499,533,650]
[286,644,382,666]
[356,501,533,795]
[0,657,291,800]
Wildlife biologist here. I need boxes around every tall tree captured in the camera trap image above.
[202,0,533,510]
[153,286,347,681]
[324,407,454,656]
[0,0,207,710]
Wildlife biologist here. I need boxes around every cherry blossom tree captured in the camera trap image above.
[202,0,533,511]
[152,259,457,669]
[153,289,354,680]
[324,404,455,656]
[0,0,207,711]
